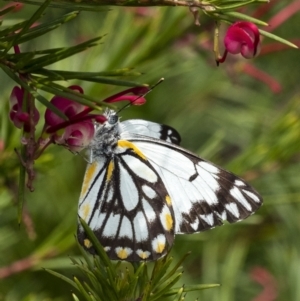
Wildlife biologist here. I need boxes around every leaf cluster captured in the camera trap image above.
[46,219,219,301]
[0,0,145,111]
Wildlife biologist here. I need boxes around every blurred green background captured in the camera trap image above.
[1,1,300,300]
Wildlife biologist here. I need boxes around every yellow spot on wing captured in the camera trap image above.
[165,213,173,231]
[80,162,98,197]
[166,195,172,206]
[155,242,165,254]
[106,160,114,182]
[117,140,146,160]
[84,239,93,249]
[138,251,150,259]
[117,248,129,259]
[81,204,91,220]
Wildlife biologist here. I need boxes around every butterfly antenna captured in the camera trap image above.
[116,78,164,114]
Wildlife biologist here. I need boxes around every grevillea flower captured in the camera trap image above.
[44,85,149,152]
[103,86,149,105]
[218,21,260,63]
[56,121,95,152]
[9,86,40,131]
[44,85,95,152]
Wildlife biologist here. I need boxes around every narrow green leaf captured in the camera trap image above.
[218,11,269,26]
[151,254,173,288]
[22,36,104,73]
[0,70,67,121]
[259,29,298,49]
[45,268,79,290]
[31,69,66,81]
[183,283,221,292]
[67,77,146,87]
[17,148,26,224]
[51,68,142,77]
[6,47,66,57]
[72,294,81,301]
[160,252,190,284]
[83,279,99,299]
[34,82,106,109]
[0,65,67,121]
[165,284,221,296]
[215,0,268,11]
[34,70,145,87]
[31,91,68,121]
[0,5,17,17]
[74,277,93,301]
[91,264,118,301]
[0,21,28,40]
[76,241,95,270]
[15,0,109,11]
[84,271,104,298]
[0,63,26,86]
[172,286,184,301]
[104,265,119,297]
[136,263,149,298]
[78,218,115,272]
[12,11,80,48]
[151,272,183,301]
[129,262,147,297]
[6,53,36,66]
[9,0,51,51]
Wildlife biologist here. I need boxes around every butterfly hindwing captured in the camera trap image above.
[78,140,175,261]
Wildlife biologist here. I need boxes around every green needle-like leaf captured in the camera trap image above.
[260,29,299,48]
[22,36,104,73]
[17,148,26,225]
[8,0,52,52]
[45,268,78,290]
[218,11,269,26]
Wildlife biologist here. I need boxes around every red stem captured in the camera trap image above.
[268,0,300,31]
[241,63,282,93]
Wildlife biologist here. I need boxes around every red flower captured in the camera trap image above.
[55,121,95,152]
[218,21,260,63]
[44,85,95,152]
[45,86,86,127]
[44,85,149,151]
[9,86,40,131]
[103,86,149,105]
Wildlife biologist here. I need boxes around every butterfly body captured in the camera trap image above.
[78,110,262,261]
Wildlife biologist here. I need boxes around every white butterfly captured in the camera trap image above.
[77,110,262,261]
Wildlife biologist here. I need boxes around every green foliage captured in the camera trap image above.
[0,0,144,109]
[1,0,300,301]
[46,219,219,301]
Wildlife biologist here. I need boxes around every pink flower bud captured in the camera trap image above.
[56,121,95,152]
[103,86,149,105]
[2,3,24,13]
[44,85,149,151]
[44,86,96,151]
[218,21,260,63]
[45,86,86,127]
[9,86,40,130]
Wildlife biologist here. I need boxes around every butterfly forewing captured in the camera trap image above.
[120,119,181,145]
[77,110,263,261]
[127,138,262,234]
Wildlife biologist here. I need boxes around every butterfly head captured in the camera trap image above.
[103,109,119,126]
[107,113,119,126]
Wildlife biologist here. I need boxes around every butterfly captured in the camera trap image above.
[77,110,262,261]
